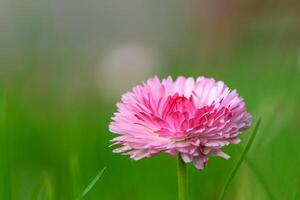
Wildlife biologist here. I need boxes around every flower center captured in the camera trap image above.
[156,94,197,138]
[156,93,233,139]
[161,94,196,119]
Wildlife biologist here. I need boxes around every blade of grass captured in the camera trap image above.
[43,173,55,200]
[237,146,275,200]
[0,89,11,200]
[219,118,261,200]
[291,179,299,200]
[32,172,55,200]
[76,166,107,200]
[69,154,81,199]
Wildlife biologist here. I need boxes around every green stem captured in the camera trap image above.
[177,155,188,200]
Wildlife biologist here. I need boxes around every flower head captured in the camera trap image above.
[109,76,252,170]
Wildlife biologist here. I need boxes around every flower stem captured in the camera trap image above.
[177,155,188,200]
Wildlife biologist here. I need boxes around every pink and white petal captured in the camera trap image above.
[181,153,193,163]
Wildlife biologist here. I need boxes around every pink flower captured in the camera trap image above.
[109,76,252,170]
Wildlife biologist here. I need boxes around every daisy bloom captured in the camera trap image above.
[109,76,252,170]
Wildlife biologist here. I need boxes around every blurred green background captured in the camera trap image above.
[1,0,300,199]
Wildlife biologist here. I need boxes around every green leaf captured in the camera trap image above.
[219,118,261,200]
[77,166,107,200]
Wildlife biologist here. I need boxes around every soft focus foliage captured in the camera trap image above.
[0,0,300,199]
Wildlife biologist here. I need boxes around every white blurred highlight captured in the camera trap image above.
[96,43,160,98]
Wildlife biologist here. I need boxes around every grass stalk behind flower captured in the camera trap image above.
[238,146,275,200]
[219,118,261,200]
